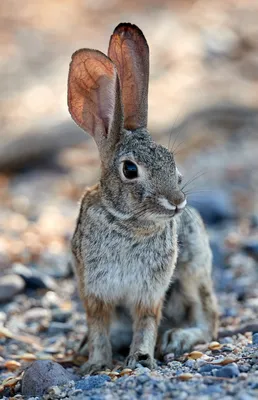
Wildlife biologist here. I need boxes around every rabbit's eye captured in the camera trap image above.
[122,160,138,179]
[178,175,182,185]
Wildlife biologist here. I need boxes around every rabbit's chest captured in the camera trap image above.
[81,215,177,305]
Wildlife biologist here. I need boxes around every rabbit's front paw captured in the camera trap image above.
[80,361,112,375]
[161,328,194,358]
[125,352,156,370]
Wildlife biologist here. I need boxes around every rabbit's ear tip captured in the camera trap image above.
[113,22,145,37]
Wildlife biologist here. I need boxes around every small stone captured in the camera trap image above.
[24,308,50,322]
[242,240,258,261]
[120,368,133,376]
[239,364,250,373]
[51,309,72,323]
[12,263,56,291]
[199,364,221,375]
[4,360,21,371]
[48,322,73,335]
[188,190,234,225]
[178,372,193,381]
[188,351,203,360]
[0,274,25,303]
[21,360,74,397]
[184,359,195,368]
[75,375,111,391]
[220,337,233,344]
[19,353,37,362]
[221,344,235,352]
[252,333,258,345]
[164,353,175,363]
[0,311,6,325]
[208,341,222,351]
[215,363,240,378]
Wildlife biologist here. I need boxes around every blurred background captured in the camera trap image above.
[0,0,258,368]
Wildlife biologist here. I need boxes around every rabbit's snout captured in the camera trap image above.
[159,192,187,215]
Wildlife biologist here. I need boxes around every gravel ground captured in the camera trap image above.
[0,127,258,399]
[1,1,258,398]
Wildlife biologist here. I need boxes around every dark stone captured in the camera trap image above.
[12,263,56,290]
[210,240,225,268]
[188,190,234,225]
[75,375,111,391]
[48,322,73,335]
[239,364,251,372]
[51,309,72,323]
[199,364,221,375]
[21,360,74,397]
[252,333,258,345]
[0,274,25,303]
[215,363,240,378]
[242,240,258,261]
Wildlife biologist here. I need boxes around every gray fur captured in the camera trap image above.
[68,23,218,374]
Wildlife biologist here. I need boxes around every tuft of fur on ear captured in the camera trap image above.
[68,49,123,154]
[108,23,149,131]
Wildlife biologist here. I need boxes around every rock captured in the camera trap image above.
[188,190,234,225]
[242,240,258,261]
[0,274,25,303]
[51,309,72,323]
[184,359,195,368]
[215,363,240,378]
[21,360,74,397]
[210,240,225,268]
[239,364,251,373]
[48,322,73,335]
[252,333,258,345]
[75,375,111,391]
[12,263,56,290]
[39,252,73,279]
[199,364,221,375]
[24,307,50,322]
[0,311,7,325]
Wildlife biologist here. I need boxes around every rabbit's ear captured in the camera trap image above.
[68,49,123,158]
[108,23,149,130]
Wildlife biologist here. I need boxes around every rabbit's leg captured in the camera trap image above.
[80,295,114,375]
[160,279,218,357]
[125,302,162,369]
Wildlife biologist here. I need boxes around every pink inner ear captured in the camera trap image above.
[68,49,121,144]
[108,23,149,130]
[97,75,117,137]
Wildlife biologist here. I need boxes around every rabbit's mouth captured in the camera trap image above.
[158,197,187,217]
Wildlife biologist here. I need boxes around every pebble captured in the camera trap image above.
[48,322,73,335]
[75,375,111,391]
[51,309,72,323]
[24,307,50,322]
[252,333,258,345]
[215,363,240,378]
[12,263,57,291]
[21,360,75,397]
[242,240,258,261]
[188,190,234,225]
[0,274,25,303]
[239,364,250,373]
[199,364,221,375]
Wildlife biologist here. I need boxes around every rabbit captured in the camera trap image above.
[68,22,218,375]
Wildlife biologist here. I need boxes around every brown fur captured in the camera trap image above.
[68,23,218,375]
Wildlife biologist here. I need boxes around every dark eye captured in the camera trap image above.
[178,175,182,185]
[122,160,138,180]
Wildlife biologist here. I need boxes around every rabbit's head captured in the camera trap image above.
[68,23,186,222]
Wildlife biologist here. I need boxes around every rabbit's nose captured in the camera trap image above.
[171,192,186,207]
[176,198,187,210]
